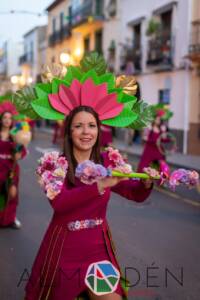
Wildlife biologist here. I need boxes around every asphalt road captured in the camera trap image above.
[0,131,199,300]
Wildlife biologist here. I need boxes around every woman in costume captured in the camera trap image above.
[0,101,26,229]
[18,55,155,299]
[137,104,173,173]
[100,124,113,148]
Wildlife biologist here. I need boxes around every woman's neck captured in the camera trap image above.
[73,148,92,163]
[0,127,10,141]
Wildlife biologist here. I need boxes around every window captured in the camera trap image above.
[159,89,170,104]
[60,12,64,29]
[95,30,103,53]
[84,36,90,53]
[52,18,56,33]
[30,41,34,63]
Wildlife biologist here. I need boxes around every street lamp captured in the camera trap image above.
[74,48,82,58]
[28,77,33,84]
[10,75,19,85]
[60,52,70,65]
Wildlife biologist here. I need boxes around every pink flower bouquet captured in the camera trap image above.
[36,152,68,200]
[75,160,199,191]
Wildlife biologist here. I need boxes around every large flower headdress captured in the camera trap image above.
[13,52,154,129]
[0,100,18,116]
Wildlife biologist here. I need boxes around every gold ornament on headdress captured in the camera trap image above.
[41,64,67,83]
[115,75,138,95]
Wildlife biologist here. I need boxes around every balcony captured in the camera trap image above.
[188,20,200,63]
[146,32,173,70]
[59,24,71,40]
[48,25,71,47]
[48,32,60,47]
[19,53,33,65]
[71,0,104,28]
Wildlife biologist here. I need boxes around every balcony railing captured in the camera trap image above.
[19,53,33,65]
[49,25,71,47]
[71,0,104,27]
[59,25,71,40]
[188,20,200,60]
[48,32,60,46]
[146,32,173,69]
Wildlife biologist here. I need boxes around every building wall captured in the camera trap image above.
[47,0,70,64]
[187,0,200,155]
[110,0,192,153]
[37,26,47,79]
[47,0,104,65]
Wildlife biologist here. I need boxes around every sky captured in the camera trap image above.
[0,0,52,44]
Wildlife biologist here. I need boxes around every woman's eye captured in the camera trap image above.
[89,124,96,128]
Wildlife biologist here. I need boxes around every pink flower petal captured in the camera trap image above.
[49,94,70,114]
[59,85,79,110]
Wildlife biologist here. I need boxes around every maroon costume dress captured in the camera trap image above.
[25,152,152,300]
[0,138,25,226]
[137,130,165,172]
[100,125,113,147]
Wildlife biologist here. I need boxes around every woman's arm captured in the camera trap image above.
[111,179,153,203]
[49,182,101,213]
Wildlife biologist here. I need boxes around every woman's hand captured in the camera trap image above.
[8,185,17,199]
[14,152,22,161]
[142,167,160,189]
[97,177,127,194]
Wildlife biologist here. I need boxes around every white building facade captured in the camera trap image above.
[19,25,47,84]
[0,40,23,94]
[103,0,195,154]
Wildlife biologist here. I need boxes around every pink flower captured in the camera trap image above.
[114,163,132,174]
[36,152,68,199]
[107,147,125,166]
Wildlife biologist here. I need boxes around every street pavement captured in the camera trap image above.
[0,131,200,300]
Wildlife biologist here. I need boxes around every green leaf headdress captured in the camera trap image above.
[13,52,153,129]
[152,103,173,121]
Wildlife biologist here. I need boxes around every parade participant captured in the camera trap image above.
[14,54,156,300]
[52,120,64,145]
[137,104,174,173]
[0,101,26,229]
[100,124,113,148]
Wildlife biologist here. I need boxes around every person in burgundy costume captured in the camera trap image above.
[100,125,113,148]
[137,115,167,173]
[0,103,26,229]
[25,106,153,300]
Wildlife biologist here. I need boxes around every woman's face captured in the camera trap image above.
[155,116,161,126]
[70,111,98,152]
[1,112,13,128]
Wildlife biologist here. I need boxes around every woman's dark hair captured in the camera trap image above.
[0,111,14,140]
[63,106,101,185]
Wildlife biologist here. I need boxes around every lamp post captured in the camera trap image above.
[60,52,71,66]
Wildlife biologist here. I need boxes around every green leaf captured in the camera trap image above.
[52,78,69,94]
[102,102,138,127]
[108,87,123,94]
[162,110,173,121]
[35,83,52,99]
[128,100,154,129]
[12,86,39,119]
[80,69,99,84]
[64,66,83,84]
[31,97,64,120]
[118,93,137,104]
[98,73,115,90]
[80,52,107,75]
[13,113,26,121]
